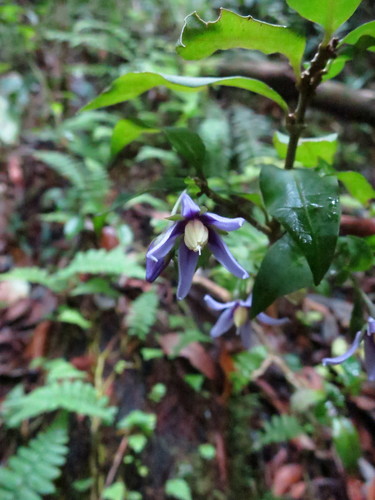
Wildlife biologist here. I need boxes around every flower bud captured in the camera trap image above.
[233,306,248,328]
[184,219,209,254]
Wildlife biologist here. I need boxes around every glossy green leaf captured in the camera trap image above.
[251,234,313,317]
[337,171,375,205]
[286,0,363,35]
[164,127,206,169]
[260,165,340,284]
[177,9,305,76]
[341,20,375,51]
[273,132,338,167]
[111,119,158,157]
[332,417,361,471]
[82,72,288,112]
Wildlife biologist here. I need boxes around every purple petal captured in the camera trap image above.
[204,294,236,311]
[176,242,199,300]
[364,333,375,381]
[238,322,252,349]
[146,255,169,282]
[201,213,245,232]
[257,312,289,326]
[322,330,364,366]
[210,308,234,338]
[368,317,375,334]
[146,222,183,262]
[208,230,249,279]
[180,193,200,218]
[240,294,253,308]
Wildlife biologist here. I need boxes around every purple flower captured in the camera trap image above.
[322,317,375,381]
[204,293,289,348]
[146,193,249,300]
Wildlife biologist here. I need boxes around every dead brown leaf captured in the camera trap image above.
[158,333,217,380]
[272,464,303,496]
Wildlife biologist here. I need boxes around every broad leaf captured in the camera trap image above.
[286,0,363,36]
[260,165,340,284]
[335,236,373,274]
[251,234,313,317]
[82,72,288,112]
[341,20,375,51]
[273,132,338,167]
[177,9,305,76]
[111,119,158,157]
[164,127,206,169]
[337,171,375,205]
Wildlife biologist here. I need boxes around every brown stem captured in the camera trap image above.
[284,38,339,170]
[194,176,271,235]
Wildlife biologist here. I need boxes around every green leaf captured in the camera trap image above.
[335,236,373,273]
[251,234,313,317]
[260,165,340,284]
[273,132,338,167]
[332,417,361,471]
[337,171,375,205]
[111,119,158,157]
[286,0,363,36]
[164,127,206,170]
[165,478,192,500]
[82,72,288,112]
[57,307,92,329]
[341,21,375,51]
[177,9,305,77]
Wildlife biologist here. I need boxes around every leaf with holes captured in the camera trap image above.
[82,72,288,112]
[286,0,363,35]
[273,132,338,167]
[251,234,313,317]
[260,165,340,284]
[177,9,305,76]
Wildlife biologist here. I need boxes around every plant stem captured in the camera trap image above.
[284,38,339,170]
[194,176,271,235]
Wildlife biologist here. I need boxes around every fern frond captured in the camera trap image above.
[0,415,69,500]
[256,414,306,449]
[127,291,159,340]
[55,247,144,280]
[2,380,116,428]
[230,104,272,170]
[34,151,86,189]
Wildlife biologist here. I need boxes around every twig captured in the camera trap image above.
[103,436,129,489]
[194,176,271,235]
[284,39,339,170]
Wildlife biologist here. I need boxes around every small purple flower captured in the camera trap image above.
[322,317,375,381]
[146,193,249,300]
[204,293,289,348]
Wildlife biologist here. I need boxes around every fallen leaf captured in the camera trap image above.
[346,477,366,500]
[272,464,303,496]
[159,333,217,380]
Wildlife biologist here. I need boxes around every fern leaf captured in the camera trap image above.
[127,291,159,340]
[55,247,144,280]
[34,151,86,188]
[0,415,69,500]
[2,380,116,428]
[256,414,306,449]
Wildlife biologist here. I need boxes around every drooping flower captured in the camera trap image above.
[322,317,375,381]
[146,193,249,300]
[204,293,289,348]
